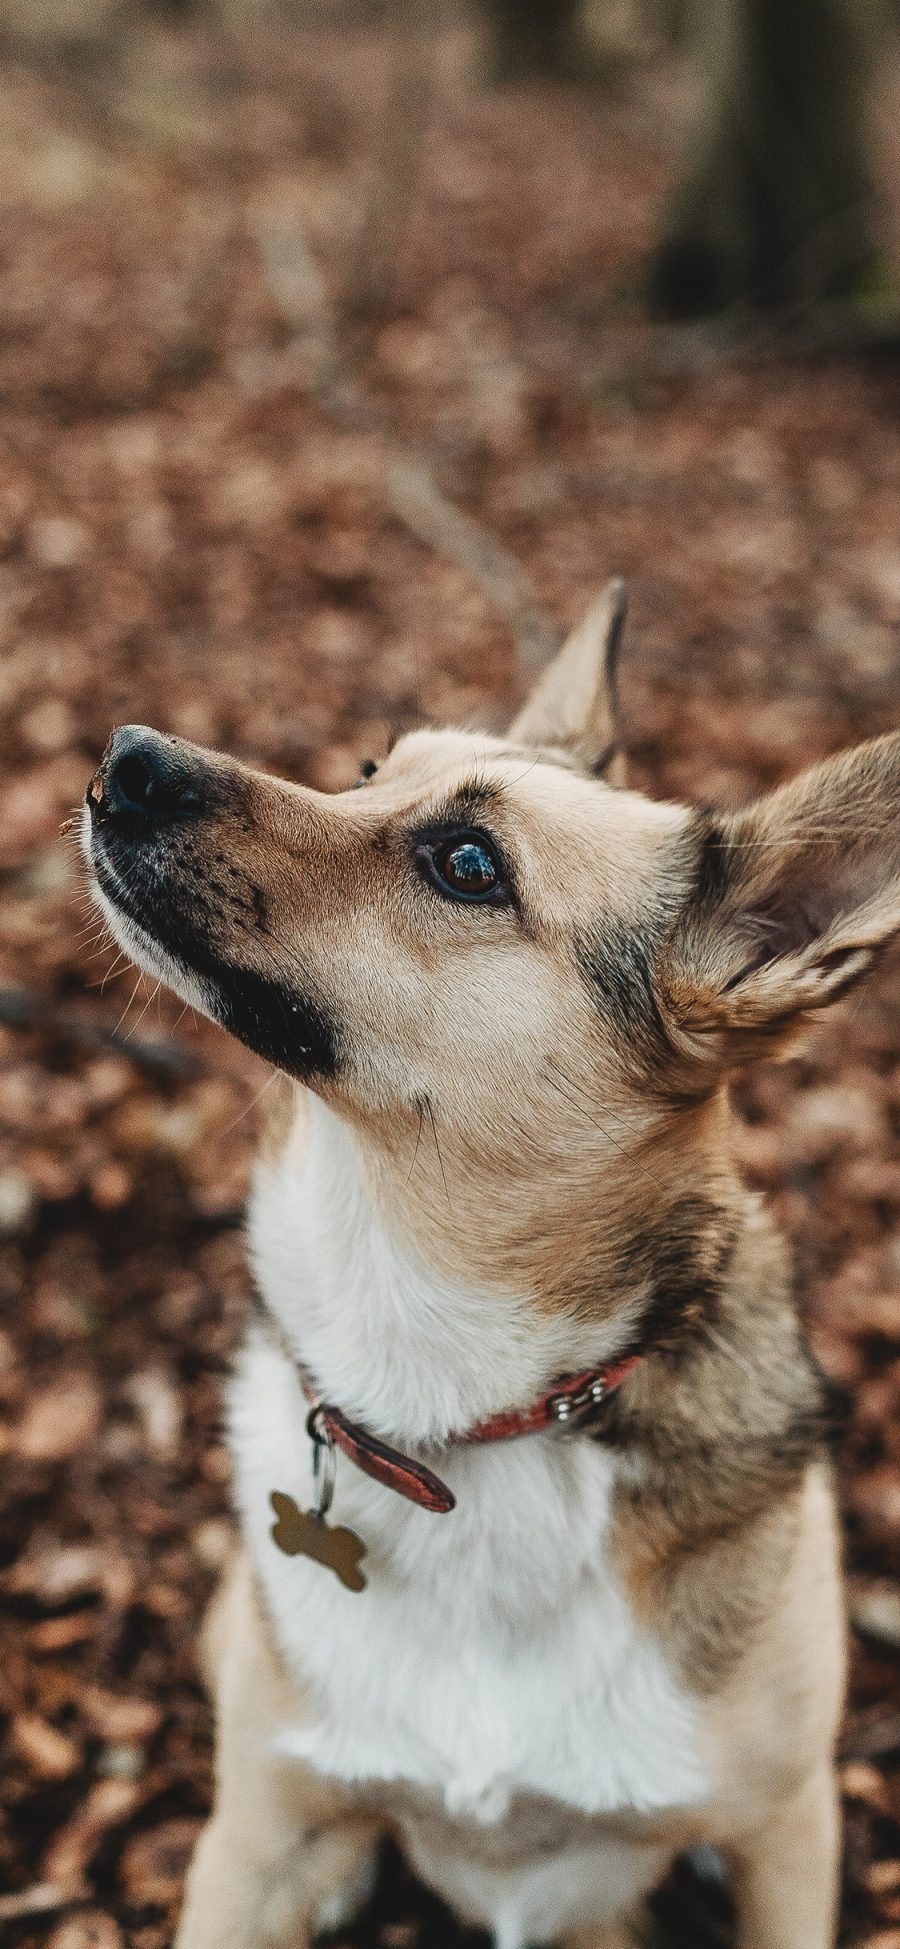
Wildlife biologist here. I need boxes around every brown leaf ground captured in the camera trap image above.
[1,12,900,1947]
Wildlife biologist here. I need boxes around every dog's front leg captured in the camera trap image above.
[175,1550,382,1949]
[729,1763,840,1949]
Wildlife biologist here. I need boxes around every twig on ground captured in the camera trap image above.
[0,1881,86,1923]
[254,204,345,407]
[252,195,560,684]
[385,456,558,674]
[0,986,207,1080]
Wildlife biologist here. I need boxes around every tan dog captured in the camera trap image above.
[84,584,897,1949]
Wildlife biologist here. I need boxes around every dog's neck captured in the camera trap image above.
[248,1082,828,1628]
[249,1089,657,1449]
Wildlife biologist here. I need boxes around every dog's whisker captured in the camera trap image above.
[112,972,147,1037]
[545,1058,635,1151]
[125,977,164,1039]
[99,950,130,990]
[217,1070,279,1142]
[424,1095,450,1209]
[405,1099,426,1189]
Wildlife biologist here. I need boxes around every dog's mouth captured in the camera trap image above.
[84,726,339,1080]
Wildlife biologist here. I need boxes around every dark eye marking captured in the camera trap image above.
[415,827,510,907]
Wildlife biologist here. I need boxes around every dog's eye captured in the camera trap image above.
[430,834,503,902]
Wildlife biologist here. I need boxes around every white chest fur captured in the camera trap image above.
[230,1097,710,1942]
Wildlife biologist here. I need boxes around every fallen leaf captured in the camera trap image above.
[43,1780,142,1887]
[854,1588,900,1654]
[47,1916,123,1949]
[12,1714,81,1780]
[120,1819,201,1905]
[840,1762,892,1812]
[18,1375,102,1462]
[80,1687,162,1744]
[8,1541,105,1605]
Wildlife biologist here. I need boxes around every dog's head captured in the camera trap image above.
[84,589,900,1304]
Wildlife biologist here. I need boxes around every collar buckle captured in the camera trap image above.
[550,1375,607,1426]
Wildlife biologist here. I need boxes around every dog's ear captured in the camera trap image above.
[663,734,900,1066]
[510,579,627,780]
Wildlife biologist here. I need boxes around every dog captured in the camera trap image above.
[82,580,900,1949]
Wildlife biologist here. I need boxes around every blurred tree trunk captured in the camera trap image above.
[654,0,692,47]
[650,0,881,315]
[480,0,590,81]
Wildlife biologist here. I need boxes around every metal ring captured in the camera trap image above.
[310,1421,336,1520]
[305,1402,325,1440]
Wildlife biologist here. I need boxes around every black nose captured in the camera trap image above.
[96,725,204,822]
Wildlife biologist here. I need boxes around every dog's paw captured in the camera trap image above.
[312,1850,379,1936]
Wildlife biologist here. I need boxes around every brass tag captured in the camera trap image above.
[270,1490,367,1593]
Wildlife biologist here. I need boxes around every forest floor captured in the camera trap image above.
[2,11,900,1947]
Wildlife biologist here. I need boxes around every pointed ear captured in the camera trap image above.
[664,734,900,1066]
[510,578,627,780]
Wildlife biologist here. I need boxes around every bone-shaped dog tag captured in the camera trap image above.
[270,1489,367,1593]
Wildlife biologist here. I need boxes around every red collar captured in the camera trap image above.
[298,1353,642,1515]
